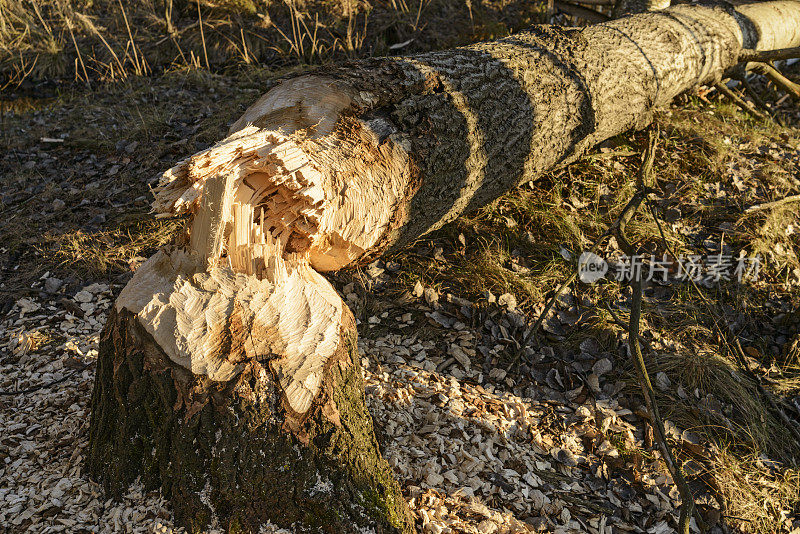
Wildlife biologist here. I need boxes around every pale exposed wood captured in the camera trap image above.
[126,81,415,415]
[116,244,345,414]
[154,116,413,273]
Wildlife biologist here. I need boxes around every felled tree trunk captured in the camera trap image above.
[88,2,800,533]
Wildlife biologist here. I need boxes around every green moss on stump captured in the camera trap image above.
[87,307,414,533]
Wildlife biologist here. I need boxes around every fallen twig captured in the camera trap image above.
[507,179,652,371]
[508,131,660,372]
[743,193,800,214]
[603,302,654,353]
[714,82,773,123]
[614,130,697,534]
[750,62,800,100]
[739,75,783,126]
[739,46,800,63]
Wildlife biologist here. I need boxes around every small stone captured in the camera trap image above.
[592,358,613,377]
[52,199,66,211]
[498,293,516,310]
[44,277,63,294]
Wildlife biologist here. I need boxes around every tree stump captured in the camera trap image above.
[88,304,412,533]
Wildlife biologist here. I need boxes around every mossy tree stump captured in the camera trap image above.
[88,305,412,533]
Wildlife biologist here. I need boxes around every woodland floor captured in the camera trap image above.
[2,5,800,533]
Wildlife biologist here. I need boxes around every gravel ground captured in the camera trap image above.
[0,272,761,533]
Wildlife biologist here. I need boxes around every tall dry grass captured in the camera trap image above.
[0,0,548,88]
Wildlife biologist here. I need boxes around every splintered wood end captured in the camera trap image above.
[121,76,414,416]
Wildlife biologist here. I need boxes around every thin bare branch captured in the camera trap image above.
[739,46,800,63]
[744,193,800,214]
[615,129,697,534]
[751,62,800,100]
[714,82,773,123]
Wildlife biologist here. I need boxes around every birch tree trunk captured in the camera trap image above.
[88,2,800,533]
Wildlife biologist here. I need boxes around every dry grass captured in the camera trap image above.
[0,0,548,87]
[45,218,183,275]
[712,449,800,531]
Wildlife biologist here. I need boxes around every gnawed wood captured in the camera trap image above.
[154,92,415,274]
[116,247,344,414]
[132,95,416,413]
